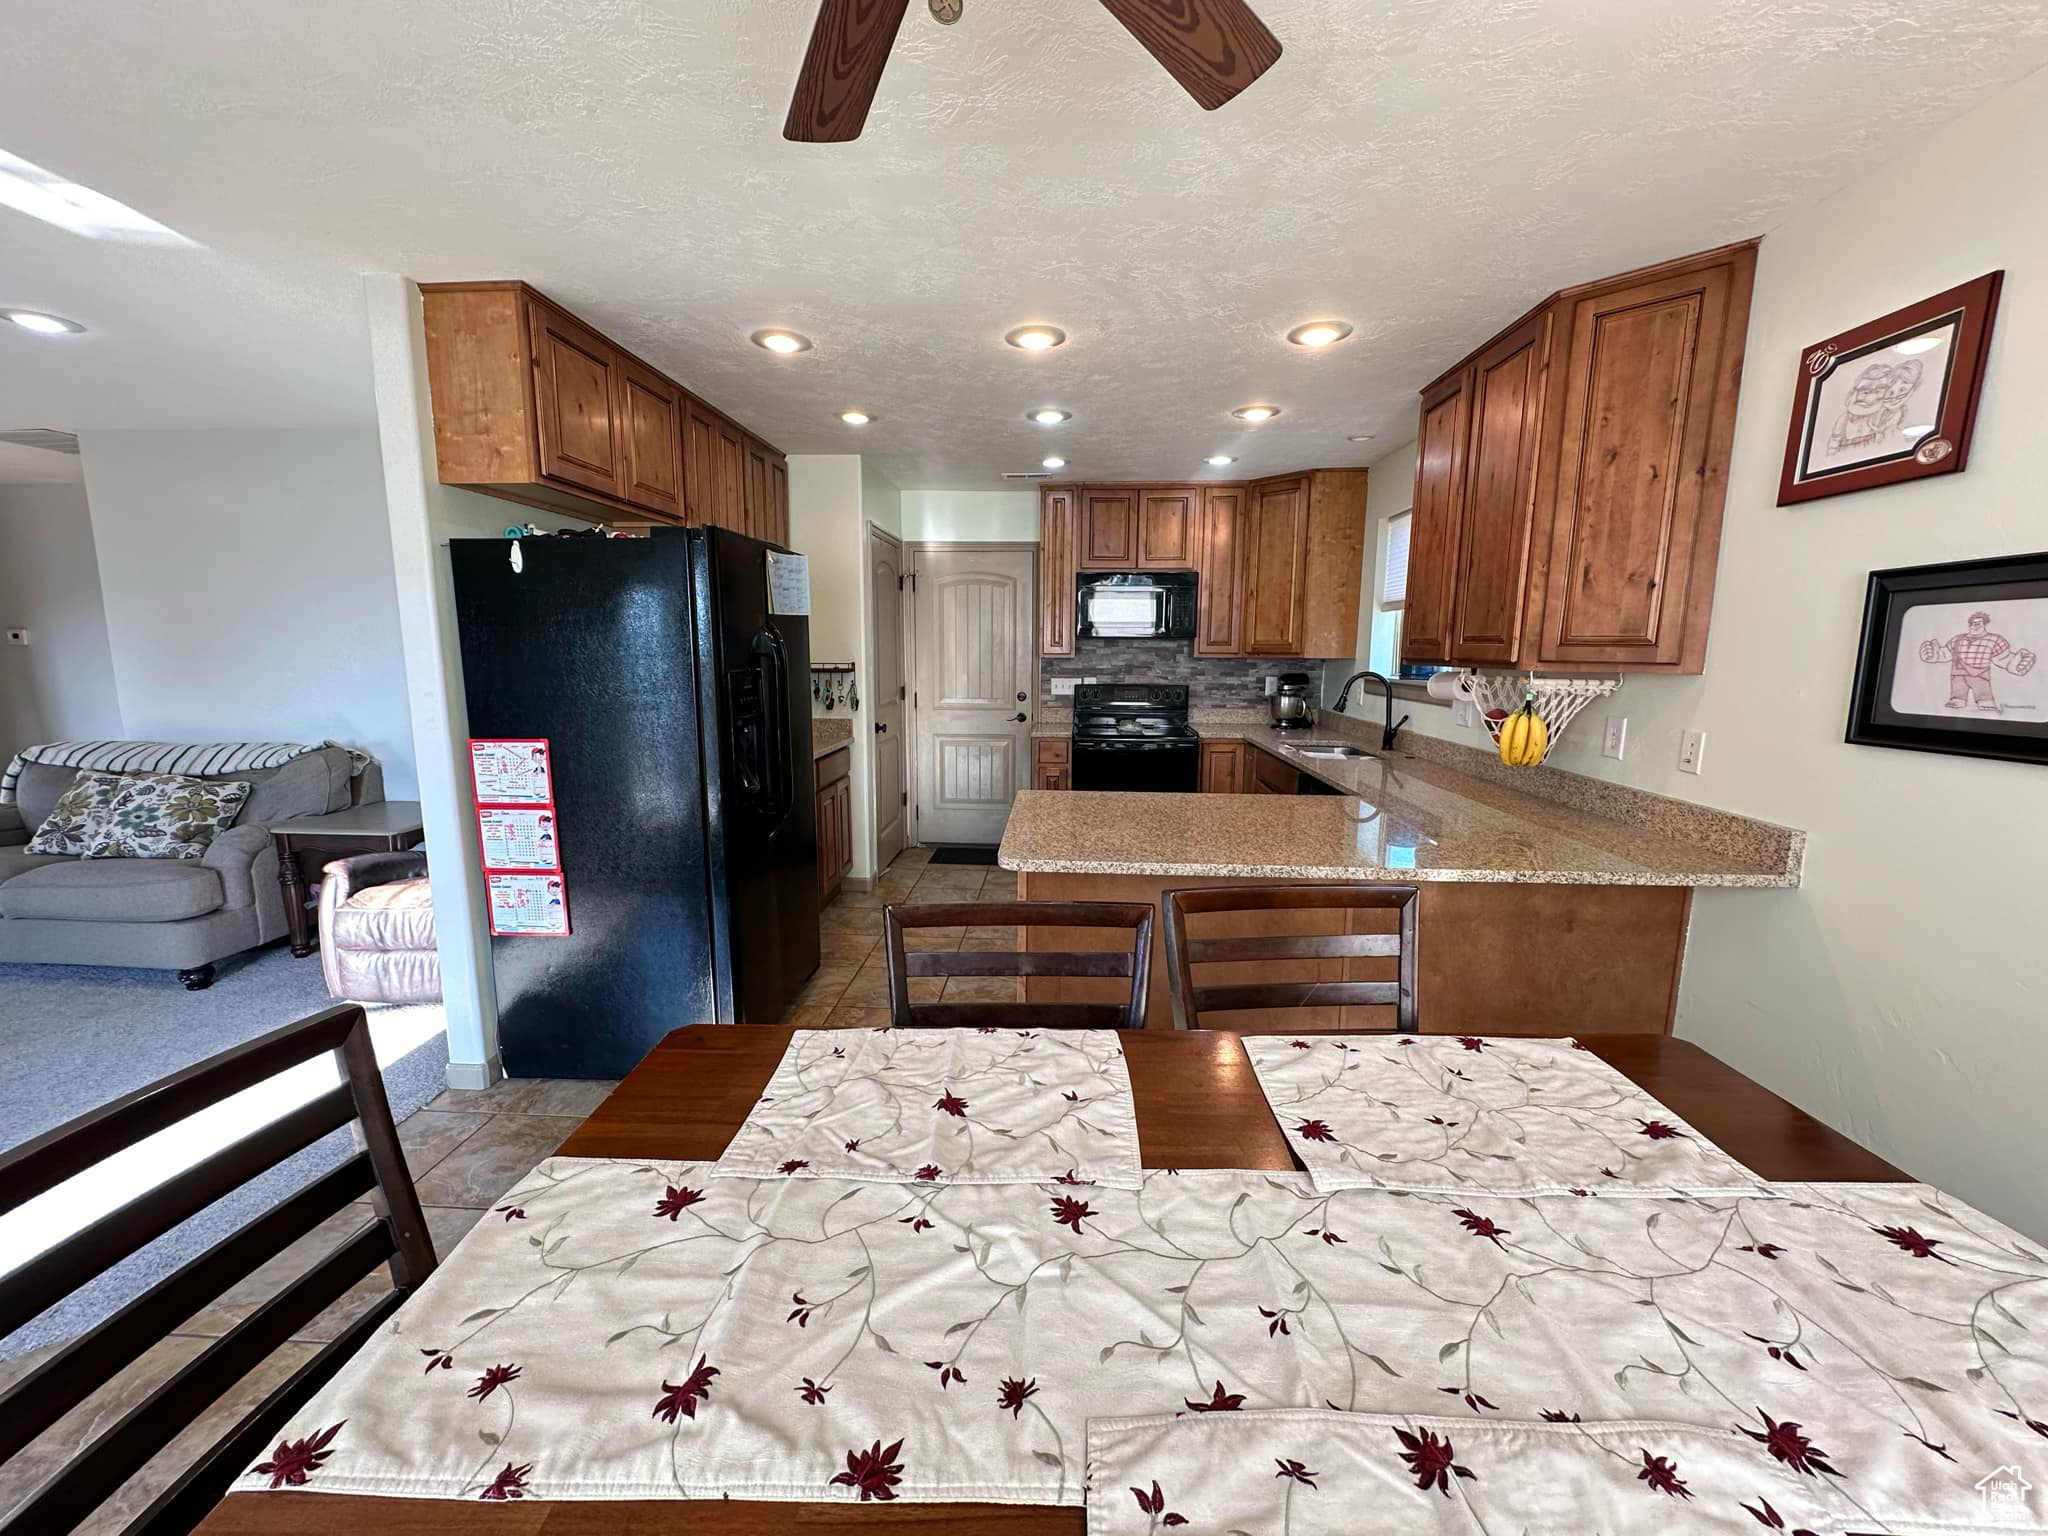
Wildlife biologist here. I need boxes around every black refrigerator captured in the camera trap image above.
[451,526,820,1078]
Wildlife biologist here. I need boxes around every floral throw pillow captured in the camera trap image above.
[78,773,253,861]
[25,771,126,856]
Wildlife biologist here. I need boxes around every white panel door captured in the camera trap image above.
[911,546,1036,846]
[869,529,907,868]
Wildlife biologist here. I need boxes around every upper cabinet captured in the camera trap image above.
[422,281,790,538]
[1039,485,1080,658]
[1042,470,1364,659]
[1402,241,1757,674]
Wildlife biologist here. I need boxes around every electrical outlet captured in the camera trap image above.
[1452,698,1473,729]
[1678,729,1706,775]
[4,628,30,646]
[1263,675,1278,696]
[1050,676,1078,697]
[1602,716,1628,760]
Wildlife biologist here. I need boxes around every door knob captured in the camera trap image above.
[1016,692,1027,702]
[1014,712,1028,723]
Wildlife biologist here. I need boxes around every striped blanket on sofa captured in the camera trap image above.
[0,740,373,804]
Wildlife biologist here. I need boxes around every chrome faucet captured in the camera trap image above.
[1332,670,1409,752]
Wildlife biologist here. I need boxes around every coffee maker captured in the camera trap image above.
[1269,671,1316,731]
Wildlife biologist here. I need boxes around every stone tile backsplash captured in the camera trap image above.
[1039,637,1324,708]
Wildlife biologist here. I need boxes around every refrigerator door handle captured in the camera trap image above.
[753,625,796,829]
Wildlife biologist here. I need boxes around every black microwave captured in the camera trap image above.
[1075,572,1198,640]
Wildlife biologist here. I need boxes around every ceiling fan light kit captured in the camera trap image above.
[786,0,1281,143]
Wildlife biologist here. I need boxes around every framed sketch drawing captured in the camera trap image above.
[1778,271,2003,506]
[1846,551,2048,766]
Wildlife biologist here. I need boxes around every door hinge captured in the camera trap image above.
[897,574,905,589]
[898,684,906,700]
[901,791,908,806]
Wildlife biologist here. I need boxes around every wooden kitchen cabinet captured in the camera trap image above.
[1242,470,1368,658]
[744,434,790,546]
[1248,744,1298,795]
[1199,739,1246,794]
[1039,485,1079,657]
[1079,488,1139,568]
[1033,738,1072,792]
[769,456,790,548]
[1135,486,1200,569]
[420,280,789,534]
[1401,240,1757,674]
[1193,484,1246,657]
[815,745,853,906]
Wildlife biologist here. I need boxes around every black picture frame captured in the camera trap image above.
[1846,551,2048,766]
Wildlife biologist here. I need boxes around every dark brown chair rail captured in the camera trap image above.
[0,1003,437,1536]
[1164,882,1420,1033]
[884,899,1154,1029]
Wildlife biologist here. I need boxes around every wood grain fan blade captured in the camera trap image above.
[1098,0,1281,110]
[784,0,912,143]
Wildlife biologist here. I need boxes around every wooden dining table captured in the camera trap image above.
[200,1026,1902,1535]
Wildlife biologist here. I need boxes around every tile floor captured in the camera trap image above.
[0,847,997,1529]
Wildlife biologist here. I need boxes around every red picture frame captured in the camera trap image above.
[1777,271,2002,506]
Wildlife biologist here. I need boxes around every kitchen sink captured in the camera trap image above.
[1285,743,1374,760]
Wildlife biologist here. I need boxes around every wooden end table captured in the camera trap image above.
[269,800,426,957]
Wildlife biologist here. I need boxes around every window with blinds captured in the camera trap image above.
[1381,511,1412,611]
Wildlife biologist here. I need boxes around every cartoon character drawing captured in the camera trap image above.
[1919,611,2036,712]
[1826,357,1923,460]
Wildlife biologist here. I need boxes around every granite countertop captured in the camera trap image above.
[999,720,1803,888]
[812,718,852,759]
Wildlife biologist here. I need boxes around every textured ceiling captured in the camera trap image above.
[2,1,2046,488]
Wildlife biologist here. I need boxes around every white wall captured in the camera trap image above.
[899,489,1038,544]
[75,429,418,797]
[0,482,123,764]
[1339,71,2048,1240]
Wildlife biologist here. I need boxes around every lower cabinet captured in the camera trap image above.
[1033,738,1072,791]
[1199,740,1245,794]
[1248,744,1298,795]
[815,746,853,906]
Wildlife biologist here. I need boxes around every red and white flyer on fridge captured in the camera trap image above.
[477,806,559,871]
[486,872,571,937]
[469,739,554,806]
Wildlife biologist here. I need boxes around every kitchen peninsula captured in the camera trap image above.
[999,722,1802,1035]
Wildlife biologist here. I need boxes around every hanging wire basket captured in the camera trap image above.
[1462,672,1621,765]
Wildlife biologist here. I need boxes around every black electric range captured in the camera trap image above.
[1070,683,1199,793]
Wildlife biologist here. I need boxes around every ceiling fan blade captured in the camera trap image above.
[784,0,913,143]
[1097,0,1281,111]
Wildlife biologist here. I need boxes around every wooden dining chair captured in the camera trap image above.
[883,900,1153,1028]
[0,1003,437,1536]
[1163,883,1420,1033]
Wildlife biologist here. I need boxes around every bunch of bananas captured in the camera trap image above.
[1496,693,1549,767]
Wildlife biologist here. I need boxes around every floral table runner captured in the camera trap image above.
[710,1026,1141,1189]
[1245,1034,1773,1197]
[1084,1411,1881,1535]
[242,1161,2046,1525]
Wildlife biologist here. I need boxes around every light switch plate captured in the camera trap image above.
[1602,716,1627,760]
[4,628,29,646]
[1050,676,1078,697]
[1452,699,1473,729]
[1679,729,1706,774]
[1263,675,1278,695]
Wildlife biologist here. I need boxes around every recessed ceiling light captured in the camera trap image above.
[1206,455,1237,466]
[1286,320,1354,348]
[2,309,85,335]
[1042,456,1067,470]
[751,329,812,355]
[1232,405,1280,422]
[839,409,873,425]
[1005,325,1067,351]
[1029,409,1071,426]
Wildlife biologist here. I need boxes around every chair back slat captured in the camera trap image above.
[1164,883,1421,1034]
[883,900,1152,1028]
[1186,932,1399,963]
[905,949,1136,979]
[0,1003,438,1536]
[3,1221,395,1536]
[0,1084,357,1340]
[0,1153,374,1465]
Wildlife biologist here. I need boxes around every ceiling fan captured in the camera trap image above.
[784,0,1282,143]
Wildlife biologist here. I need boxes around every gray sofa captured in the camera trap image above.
[0,747,383,988]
